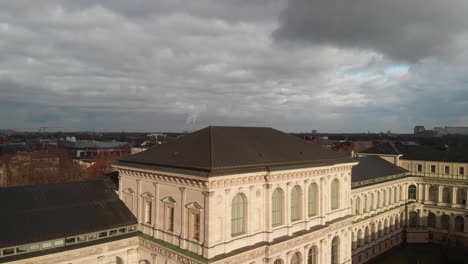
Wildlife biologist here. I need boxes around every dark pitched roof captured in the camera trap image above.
[352,156,407,183]
[117,126,354,176]
[0,177,136,248]
[359,141,401,155]
[360,142,468,162]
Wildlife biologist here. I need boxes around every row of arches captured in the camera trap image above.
[233,179,341,235]
[273,237,340,264]
[427,185,466,204]
[409,211,465,232]
[353,212,405,249]
[353,184,416,215]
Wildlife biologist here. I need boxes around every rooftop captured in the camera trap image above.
[117,126,354,176]
[352,156,408,184]
[360,141,468,162]
[0,177,136,248]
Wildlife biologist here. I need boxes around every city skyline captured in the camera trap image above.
[1,1,468,132]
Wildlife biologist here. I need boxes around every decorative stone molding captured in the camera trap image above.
[138,238,204,264]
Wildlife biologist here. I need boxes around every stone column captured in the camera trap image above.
[153,182,159,235]
[286,182,292,235]
[136,179,141,224]
[225,189,231,240]
[465,188,468,209]
[180,187,187,249]
[418,183,425,203]
[424,184,430,204]
[202,191,212,251]
[249,185,255,234]
[320,177,325,225]
[303,179,309,224]
[438,186,444,204]
[264,184,272,233]
[451,187,458,207]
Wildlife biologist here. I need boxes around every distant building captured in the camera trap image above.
[61,140,131,162]
[414,126,425,134]
[436,126,468,136]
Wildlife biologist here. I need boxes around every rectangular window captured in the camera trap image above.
[16,246,28,254]
[109,230,117,236]
[87,233,97,240]
[144,200,152,224]
[165,205,175,232]
[76,235,86,242]
[417,164,422,172]
[2,248,14,256]
[53,239,65,247]
[29,244,40,251]
[444,166,450,174]
[430,165,436,173]
[118,227,127,234]
[65,237,76,244]
[189,210,201,241]
[128,226,137,232]
[41,242,52,249]
[460,167,465,175]
[98,231,108,238]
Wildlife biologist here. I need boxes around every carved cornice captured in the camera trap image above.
[119,168,209,189]
[138,238,204,264]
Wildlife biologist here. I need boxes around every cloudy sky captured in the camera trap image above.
[1,0,468,132]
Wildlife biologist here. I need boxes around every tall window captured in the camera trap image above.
[355,197,360,215]
[308,183,318,217]
[331,236,340,264]
[442,187,451,203]
[455,216,464,232]
[408,185,417,200]
[430,165,436,173]
[274,259,284,264]
[417,164,422,172]
[457,188,466,205]
[441,214,450,230]
[144,200,152,224]
[444,166,450,174]
[165,204,175,232]
[429,186,438,202]
[370,193,374,211]
[272,188,284,227]
[459,167,465,175]
[409,211,418,227]
[331,179,340,210]
[428,212,436,228]
[291,252,301,264]
[231,193,247,236]
[291,186,302,221]
[363,195,368,213]
[189,210,201,241]
[308,246,317,264]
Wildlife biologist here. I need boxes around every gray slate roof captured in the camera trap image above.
[0,177,136,248]
[352,156,407,183]
[360,141,468,162]
[117,126,354,176]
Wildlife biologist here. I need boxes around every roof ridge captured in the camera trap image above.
[388,141,402,155]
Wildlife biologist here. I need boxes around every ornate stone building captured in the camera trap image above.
[4,129,468,264]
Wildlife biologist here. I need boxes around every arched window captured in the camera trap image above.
[390,216,394,231]
[231,193,247,236]
[455,216,464,232]
[364,226,370,243]
[441,214,450,231]
[355,197,360,215]
[291,186,302,221]
[274,259,284,264]
[378,221,383,237]
[383,190,387,206]
[384,219,389,234]
[442,187,451,203]
[331,179,340,210]
[409,211,418,227]
[272,188,284,227]
[400,212,405,227]
[363,195,368,213]
[370,193,374,211]
[291,252,301,264]
[308,246,318,264]
[331,236,340,264]
[408,185,417,200]
[116,257,124,264]
[308,183,318,217]
[429,186,438,202]
[428,212,436,228]
[457,188,466,205]
[357,229,363,247]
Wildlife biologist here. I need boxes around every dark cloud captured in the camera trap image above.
[274,0,468,62]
